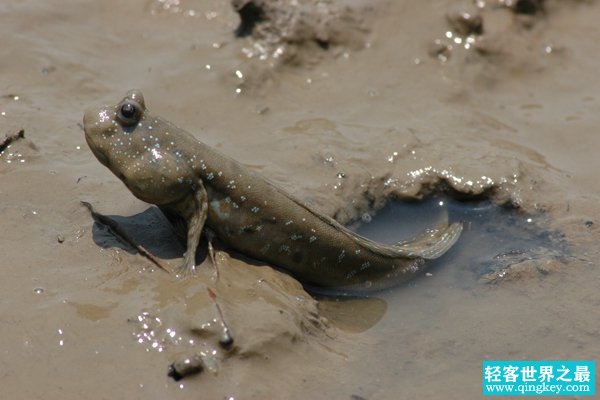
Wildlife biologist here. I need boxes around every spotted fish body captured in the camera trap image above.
[84,90,462,290]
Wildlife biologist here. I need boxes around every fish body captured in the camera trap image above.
[83,90,462,290]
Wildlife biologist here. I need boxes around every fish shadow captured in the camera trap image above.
[91,207,205,262]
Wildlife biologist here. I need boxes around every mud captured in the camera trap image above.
[1,0,600,399]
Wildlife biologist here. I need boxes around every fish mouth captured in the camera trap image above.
[82,107,111,168]
[84,132,110,167]
[82,107,94,131]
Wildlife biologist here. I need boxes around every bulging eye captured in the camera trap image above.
[117,100,142,126]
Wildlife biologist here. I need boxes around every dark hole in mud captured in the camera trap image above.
[513,0,545,15]
[314,39,330,50]
[234,1,265,38]
[354,194,567,285]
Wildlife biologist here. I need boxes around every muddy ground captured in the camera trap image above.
[1,0,599,399]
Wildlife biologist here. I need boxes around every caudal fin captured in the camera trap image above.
[394,222,463,259]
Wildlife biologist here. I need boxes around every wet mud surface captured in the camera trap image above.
[2,0,600,399]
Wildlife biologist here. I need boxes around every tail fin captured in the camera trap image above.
[344,221,463,260]
[394,222,463,259]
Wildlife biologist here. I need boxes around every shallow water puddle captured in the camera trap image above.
[356,195,568,286]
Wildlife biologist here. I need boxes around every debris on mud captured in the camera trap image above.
[0,129,25,153]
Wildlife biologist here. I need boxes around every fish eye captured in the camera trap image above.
[117,101,141,126]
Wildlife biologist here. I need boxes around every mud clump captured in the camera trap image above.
[128,249,331,381]
[480,257,564,284]
[232,0,370,51]
[424,0,596,83]
[230,0,372,89]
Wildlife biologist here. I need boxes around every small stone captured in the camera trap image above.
[168,354,204,381]
[219,334,234,349]
[57,234,65,243]
[41,66,56,75]
[256,106,269,115]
